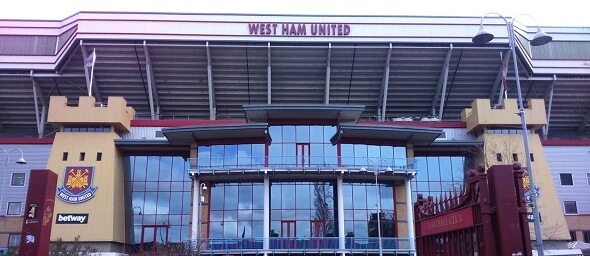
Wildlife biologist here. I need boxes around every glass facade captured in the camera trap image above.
[270,182,335,238]
[124,156,192,252]
[209,183,264,238]
[412,156,473,201]
[342,182,395,238]
[125,125,423,252]
[267,126,337,166]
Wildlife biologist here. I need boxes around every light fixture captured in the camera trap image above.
[1,148,27,219]
[531,28,552,46]
[472,25,494,45]
[16,157,27,164]
[472,12,550,256]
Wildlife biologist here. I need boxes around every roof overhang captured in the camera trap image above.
[414,140,484,155]
[243,104,364,124]
[162,124,269,146]
[114,140,190,157]
[331,124,443,146]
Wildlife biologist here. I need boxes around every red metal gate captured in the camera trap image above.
[414,164,532,256]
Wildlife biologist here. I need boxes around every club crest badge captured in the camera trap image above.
[57,166,97,204]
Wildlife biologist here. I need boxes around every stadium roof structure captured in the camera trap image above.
[1,12,589,137]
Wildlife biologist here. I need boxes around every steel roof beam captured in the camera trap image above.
[206,42,216,120]
[267,42,272,104]
[578,102,590,132]
[377,44,393,122]
[543,75,557,139]
[431,45,453,119]
[30,70,47,138]
[143,41,161,120]
[80,41,103,102]
[324,43,332,104]
[489,50,511,106]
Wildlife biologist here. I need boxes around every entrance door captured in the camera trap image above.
[296,143,310,167]
[141,225,169,251]
[281,220,296,249]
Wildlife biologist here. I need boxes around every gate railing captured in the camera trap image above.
[414,164,532,256]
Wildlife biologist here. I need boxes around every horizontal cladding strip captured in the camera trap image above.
[72,17,497,26]
[76,31,481,39]
[131,119,247,127]
[358,121,466,128]
[0,138,54,144]
[130,119,467,128]
[541,140,590,146]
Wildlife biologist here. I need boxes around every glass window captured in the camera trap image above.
[427,157,441,181]
[237,144,252,167]
[564,201,578,214]
[340,144,354,167]
[8,233,20,247]
[584,231,590,243]
[210,145,224,168]
[7,202,22,216]
[354,144,368,167]
[146,156,160,181]
[342,182,395,238]
[171,157,187,181]
[133,156,147,182]
[197,146,211,169]
[310,126,324,143]
[11,173,25,186]
[224,145,238,167]
[439,157,453,181]
[296,126,310,142]
[282,126,296,143]
[587,173,590,186]
[158,157,172,181]
[268,126,282,143]
[560,173,574,186]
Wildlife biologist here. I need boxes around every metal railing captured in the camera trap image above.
[186,237,414,254]
[187,156,417,174]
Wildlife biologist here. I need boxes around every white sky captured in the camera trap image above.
[1,0,587,27]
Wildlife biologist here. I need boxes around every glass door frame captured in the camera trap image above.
[296,143,311,167]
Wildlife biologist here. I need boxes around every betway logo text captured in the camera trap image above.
[56,214,89,224]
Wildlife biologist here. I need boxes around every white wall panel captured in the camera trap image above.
[544,146,590,214]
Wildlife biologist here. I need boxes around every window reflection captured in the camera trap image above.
[208,183,264,238]
[342,182,396,238]
[125,156,191,252]
[195,125,411,170]
[412,156,474,201]
[270,182,336,237]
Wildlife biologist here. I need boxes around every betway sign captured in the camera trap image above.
[56,213,89,224]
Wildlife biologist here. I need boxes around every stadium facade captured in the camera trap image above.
[0,12,589,255]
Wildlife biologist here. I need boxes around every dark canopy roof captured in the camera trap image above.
[162,124,269,146]
[331,124,443,145]
[243,104,365,124]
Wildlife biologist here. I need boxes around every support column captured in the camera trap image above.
[337,176,345,255]
[405,176,416,254]
[191,178,200,241]
[263,175,270,255]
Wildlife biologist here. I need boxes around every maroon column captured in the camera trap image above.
[487,164,532,256]
[18,169,58,256]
